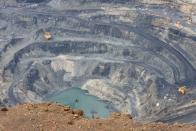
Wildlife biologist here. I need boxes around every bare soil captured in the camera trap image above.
[0,103,195,131]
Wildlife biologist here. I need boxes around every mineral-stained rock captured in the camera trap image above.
[0,107,8,111]
[73,109,84,116]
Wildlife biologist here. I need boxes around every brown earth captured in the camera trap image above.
[0,103,195,131]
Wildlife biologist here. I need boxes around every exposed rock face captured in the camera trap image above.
[0,0,196,123]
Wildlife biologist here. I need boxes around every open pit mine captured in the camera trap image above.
[0,0,196,123]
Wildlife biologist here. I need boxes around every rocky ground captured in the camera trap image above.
[0,0,196,123]
[0,103,195,131]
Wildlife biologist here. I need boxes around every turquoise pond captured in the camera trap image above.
[47,88,111,118]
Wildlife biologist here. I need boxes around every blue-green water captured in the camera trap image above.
[48,88,111,118]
